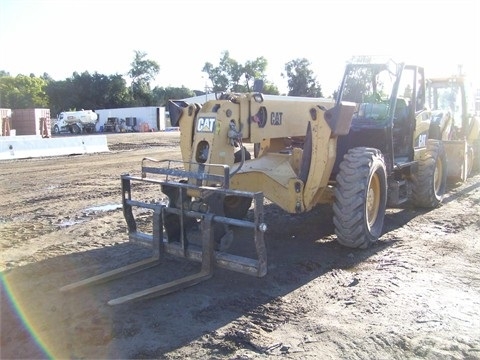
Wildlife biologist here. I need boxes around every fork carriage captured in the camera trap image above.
[61,158,267,305]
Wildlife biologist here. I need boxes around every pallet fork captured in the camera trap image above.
[60,159,267,305]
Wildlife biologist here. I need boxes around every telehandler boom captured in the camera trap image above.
[61,59,448,304]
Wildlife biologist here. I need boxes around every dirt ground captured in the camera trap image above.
[1,132,479,360]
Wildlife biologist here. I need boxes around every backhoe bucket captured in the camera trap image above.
[61,158,267,305]
[444,140,469,182]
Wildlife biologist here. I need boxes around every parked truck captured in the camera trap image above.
[52,110,99,134]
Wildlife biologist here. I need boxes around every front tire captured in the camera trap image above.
[411,139,447,208]
[333,147,387,249]
[53,125,60,135]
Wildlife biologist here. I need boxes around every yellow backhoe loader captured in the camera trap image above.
[62,59,448,305]
[426,76,480,182]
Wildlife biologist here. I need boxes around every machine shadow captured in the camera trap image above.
[2,199,438,359]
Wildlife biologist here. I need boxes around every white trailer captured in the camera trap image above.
[94,106,166,132]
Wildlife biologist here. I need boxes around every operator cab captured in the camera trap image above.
[333,59,427,175]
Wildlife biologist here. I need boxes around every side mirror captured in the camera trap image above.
[253,79,264,93]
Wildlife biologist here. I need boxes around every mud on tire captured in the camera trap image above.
[411,139,447,208]
[333,147,387,249]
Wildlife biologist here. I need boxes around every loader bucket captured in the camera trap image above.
[444,140,469,182]
[61,158,267,305]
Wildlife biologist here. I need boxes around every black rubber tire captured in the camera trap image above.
[53,125,60,135]
[72,124,81,134]
[411,139,447,208]
[333,147,387,249]
[223,195,252,219]
[224,147,252,219]
[161,183,195,243]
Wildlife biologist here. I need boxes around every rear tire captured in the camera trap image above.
[72,124,81,134]
[411,139,447,208]
[333,147,387,249]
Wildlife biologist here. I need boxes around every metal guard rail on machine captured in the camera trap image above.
[60,158,267,306]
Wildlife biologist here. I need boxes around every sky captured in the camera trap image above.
[1,0,479,96]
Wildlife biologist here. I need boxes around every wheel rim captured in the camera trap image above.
[434,157,443,195]
[366,172,381,230]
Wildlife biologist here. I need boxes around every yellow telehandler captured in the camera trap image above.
[62,59,448,305]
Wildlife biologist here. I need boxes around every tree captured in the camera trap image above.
[0,74,49,108]
[152,86,195,106]
[283,58,322,97]
[339,66,373,103]
[128,50,160,106]
[202,51,231,92]
[202,51,279,94]
[45,72,132,115]
[45,79,71,115]
[104,74,133,108]
[261,82,280,95]
[40,72,54,82]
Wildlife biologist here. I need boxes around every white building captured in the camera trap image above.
[181,93,217,104]
[95,106,166,132]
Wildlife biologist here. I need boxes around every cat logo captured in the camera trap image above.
[197,117,216,132]
[416,133,427,148]
[271,112,283,126]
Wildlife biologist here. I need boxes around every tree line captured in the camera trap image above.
[0,50,324,117]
